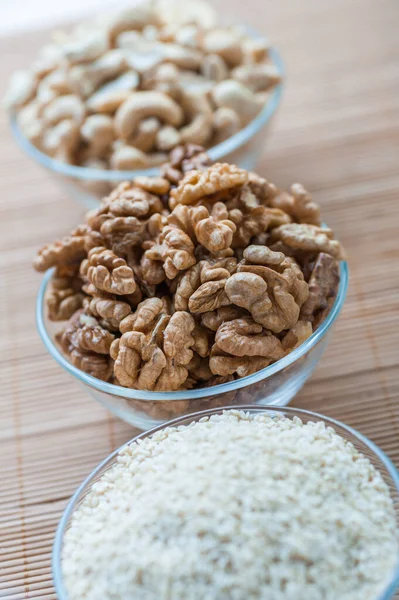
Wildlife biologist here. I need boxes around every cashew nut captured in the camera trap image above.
[242,37,270,64]
[110,144,150,170]
[32,43,64,79]
[161,44,202,69]
[128,117,160,152]
[183,90,212,119]
[156,126,181,151]
[62,30,109,65]
[42,119,80,157]
[35,85,59,113]
[3,70,37,110]
[232,63,281,92]
[203,29,243,67]
[178,72,214,95]
[145,62,180,87]
[212,80,260,125]
[115,91,184,139]
[182,113,213,146]
[157,0,217,29]
[5,0,283,169]
[69,50,127,98]
[179,91,213,146]
[81,114,115,155]
[174,25,201,48]
[142,63,182,100]
[142,25,159,42]
[38,69,72,96]
[200,53,228,82]
[212,107,241,144]
[21,120,44,149]
[17,101,41,130]
[106,4,160,41]
[43,94,86,126]
[17,102,44,147]
[86,71,140,113]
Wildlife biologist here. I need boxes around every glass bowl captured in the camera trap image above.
[10,46,284,210]
[36,261,348,431]
[52,405,399,600]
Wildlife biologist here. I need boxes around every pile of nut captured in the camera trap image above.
[5,0,281,170]
[34,146,345,393]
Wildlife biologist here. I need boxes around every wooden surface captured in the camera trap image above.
[1,0,399,597]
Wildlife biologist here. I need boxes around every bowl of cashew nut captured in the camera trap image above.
[5,0,284,209]
[34,147,348,431]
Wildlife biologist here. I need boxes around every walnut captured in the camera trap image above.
[140,252,166,285]
[227,185,291,248]
[282,320,313,352]
[226,253,308,333]
[134,175,170,196]
[56,309,114,381]
[144,225,196,279]
[191,202,236,253]
[161,202,236,255]
[243,244,286,267]
[210,344,271,377]
[87,296,132,331]
[174,262,202,310]
[119,297,169,334]
[192,323,211,357]
[189,280,229,314]
[272,224,345,260]
[69,348,114,381]
[111,311,195,390]
[131,265,157,299]
[110,331,159,389]
[147,212,168,238]
[177,257,236,314]
[161,143,211,184]
[169,162,248,209]
[74,322,115,354]
[270,184,321,226]
[300,252,340,324]
[104,181,164,216]
[34,226,87,272]
[246,172,278,203]
[83,247,136,295]
[163,311,195,366]
[186,354,213,383]
[35,155,345,393]
[86,182,164,243]
[201,305,245,331]
[214,317,285,359]
[46,266,84,321]
[100,216,146,255]
[84,228,106,252]
[209,317,284,377]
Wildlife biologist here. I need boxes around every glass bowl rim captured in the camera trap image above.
[52,404,399,600]
[9,46,284,182]
[36,260,348,401]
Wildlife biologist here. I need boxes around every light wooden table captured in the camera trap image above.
[0,0,398,597]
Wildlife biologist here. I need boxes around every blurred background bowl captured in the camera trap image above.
[36,260,348,431]
[52,404,399,600]
[10,46,284,210]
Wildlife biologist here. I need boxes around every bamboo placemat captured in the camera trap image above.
[0,0,398,597]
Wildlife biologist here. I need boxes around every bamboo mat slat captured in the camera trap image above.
[0,0,399,596]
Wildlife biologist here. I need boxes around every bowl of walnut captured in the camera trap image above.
[6,0,283,210]
[35,147,348,430]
